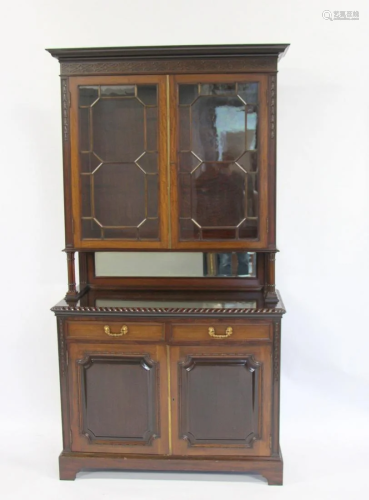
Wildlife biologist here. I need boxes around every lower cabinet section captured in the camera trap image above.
[68,339,272,458]
[68,343,169,454]
[170,345,272,456]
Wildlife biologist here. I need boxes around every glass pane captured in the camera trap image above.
[103,228,138,239]
[246,105,258,150]
[146,175,158,218]
[139,218,159,240]
[93,163,145,227]
[246,173,258,217]
[79,108,90,151]
[191,96,245,161]
[200,83,235,95]
[179,152,201,173]
[101,85,135,97]
[179,107,191,151]
[82,218,101,238]
[137,85,157,105]
[80,152,101,173]
[136,152,157,174]
[238,83,258,104]
[146,107,158,151]
[179,174,191,218]
[95,252,257,277]
[92,99,144,162]
[238,219,257,239]
[179,84,198,105]
[179,219,201,241]
[237,152,258,173]
[78,83,160,241]
[79,86,99,106]
[202,228,237,240]
[81,175,91,217]
[191,163,246,227]
[177,81,260,242]
[96,298,258,308]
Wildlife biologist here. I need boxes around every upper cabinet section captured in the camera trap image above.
[47,44,289,251]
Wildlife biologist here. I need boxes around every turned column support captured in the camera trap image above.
[264,252,278,305]
[65,251,77,298]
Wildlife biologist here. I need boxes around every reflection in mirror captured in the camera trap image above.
[95,252,257,278]
[95,299,257,308]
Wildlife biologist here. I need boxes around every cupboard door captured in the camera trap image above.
[170,344,271,456]
[170,74,268,249]
[68,343,169,454]
[70,75,168,249]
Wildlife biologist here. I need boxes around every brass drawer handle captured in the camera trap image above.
[104,325,128,337]
[208,326,233,339]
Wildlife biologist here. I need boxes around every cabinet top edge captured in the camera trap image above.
[46,43,290,62]
[51,290,286,316]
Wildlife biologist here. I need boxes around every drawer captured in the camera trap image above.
[171,322,272,342]
[66,320,165,341]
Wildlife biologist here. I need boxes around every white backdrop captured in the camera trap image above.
[0,1,368,498]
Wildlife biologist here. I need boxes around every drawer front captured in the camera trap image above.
[171,322,271,342]
[66,320,165,341]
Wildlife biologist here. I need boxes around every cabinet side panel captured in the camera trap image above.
[271,320,281,455]
[57,317,71,451]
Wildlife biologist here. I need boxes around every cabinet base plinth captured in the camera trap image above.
[59,450,283,485]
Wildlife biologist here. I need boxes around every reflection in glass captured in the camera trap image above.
[192,96,245,161]
[95,252,257,278]
[177,81,260,241]
[238,82,258,103]
[101,85,135,97]
[200,83,236,96]
[191,163,246,227]
[96,299,258,309]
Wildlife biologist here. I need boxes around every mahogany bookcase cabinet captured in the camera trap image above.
[48,44,289,485]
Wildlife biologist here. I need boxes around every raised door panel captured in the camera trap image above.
[170,74,269,249]
[70,75,168,249]
[170,344,271,456]
[68,343,169,454]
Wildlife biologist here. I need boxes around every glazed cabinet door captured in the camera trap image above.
[69,75,168,249]
[68,342,169,454]
[170,344,272,456]
[170,74,268,249]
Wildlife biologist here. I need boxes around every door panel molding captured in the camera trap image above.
[170,344,271,456]
[69,343,169,454]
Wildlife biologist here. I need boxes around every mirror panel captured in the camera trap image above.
[95,252,257,278]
